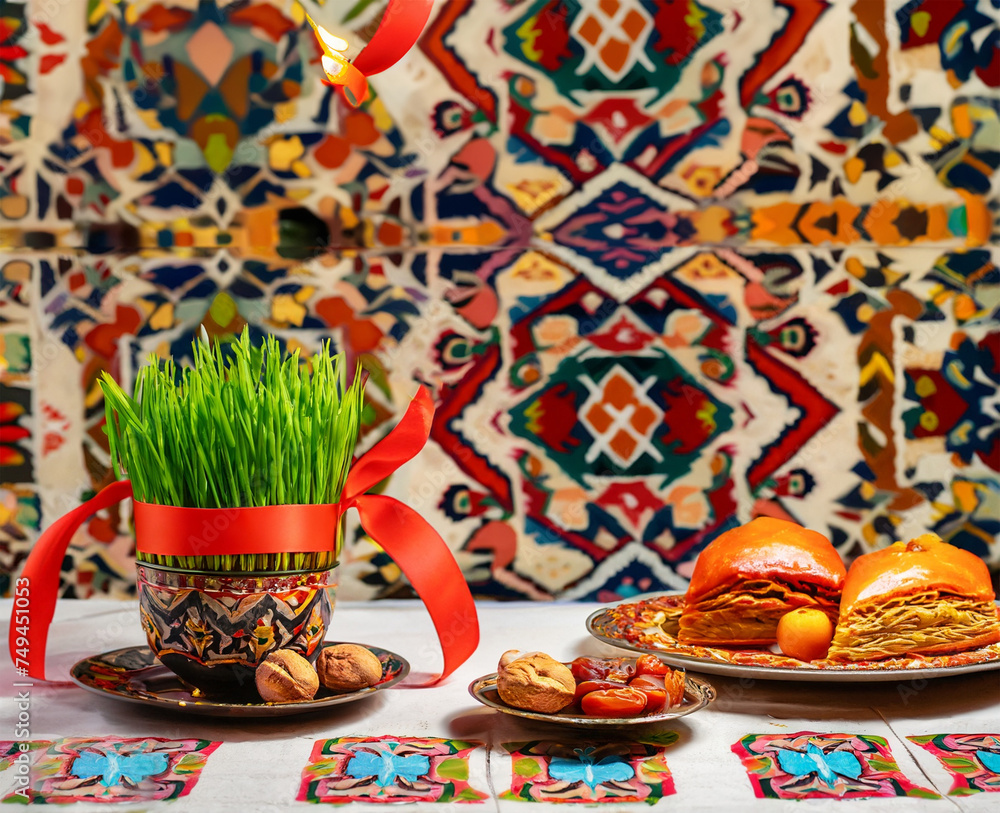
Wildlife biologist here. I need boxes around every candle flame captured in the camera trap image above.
[306,13,368,105]
[307,15,350,55]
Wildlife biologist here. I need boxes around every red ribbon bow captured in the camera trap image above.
[10,387,479,685]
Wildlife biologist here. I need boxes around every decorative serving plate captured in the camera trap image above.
[468,672,715,728]
[70,642,409,717]
[587,592,1000,683]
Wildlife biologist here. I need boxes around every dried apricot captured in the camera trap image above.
[580,686,647,717]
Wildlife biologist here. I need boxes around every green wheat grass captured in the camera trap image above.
[101,327,365,573]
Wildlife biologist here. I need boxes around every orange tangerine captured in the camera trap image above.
[776,608,835,662]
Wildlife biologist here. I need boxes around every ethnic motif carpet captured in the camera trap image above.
[0,0,997,601]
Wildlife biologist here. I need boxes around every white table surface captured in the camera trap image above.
[2,598,998,811]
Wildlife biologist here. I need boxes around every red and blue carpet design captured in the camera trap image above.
[0,0,997,601]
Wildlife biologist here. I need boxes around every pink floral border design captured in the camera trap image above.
[501,737,677,803]
[297,736,488,804]
[0,741,51,770]
[732,731,939,800]
[909,734,1000,795]
[0,736,220,804]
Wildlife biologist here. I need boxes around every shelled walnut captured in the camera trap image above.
[255,649,320,702]
[317,644,384,692]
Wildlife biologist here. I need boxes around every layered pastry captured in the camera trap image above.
[678,517,846,647]
[828,534,1000,662]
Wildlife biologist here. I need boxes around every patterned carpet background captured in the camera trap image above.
[0,0,997,602]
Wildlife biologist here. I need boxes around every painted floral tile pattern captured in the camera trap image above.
[297,736,489,804]
[732,731,939,800]
[0,740,51,771]
[909,733,1000,796]
[501,738,677,804]
[0,736,221,804]
[1,0,998,600]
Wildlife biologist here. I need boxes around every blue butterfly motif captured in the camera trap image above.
[976,750,1000,774]
[548,747,635,791]
[71,751,169,788]
[346,748,430,788]
[776,743,862,787]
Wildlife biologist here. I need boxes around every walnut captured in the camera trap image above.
[255,649,319,703]
[496,651,575,713]
[317,644,384,692]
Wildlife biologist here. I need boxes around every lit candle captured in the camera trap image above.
[306,14,368,106]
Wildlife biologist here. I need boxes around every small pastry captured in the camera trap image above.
[317,644,384,691]
[255,649,319,702]
[828,534,1000,661]
[496,650,575,713]
[679,517,846,646]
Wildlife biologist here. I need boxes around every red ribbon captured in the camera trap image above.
[351,0,434,78]
[132,501,337,557]
[319,0,434,106]
[11,479,134,683]
[10,387,479,685]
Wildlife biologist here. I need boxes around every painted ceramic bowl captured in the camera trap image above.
[136,563,337,696]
